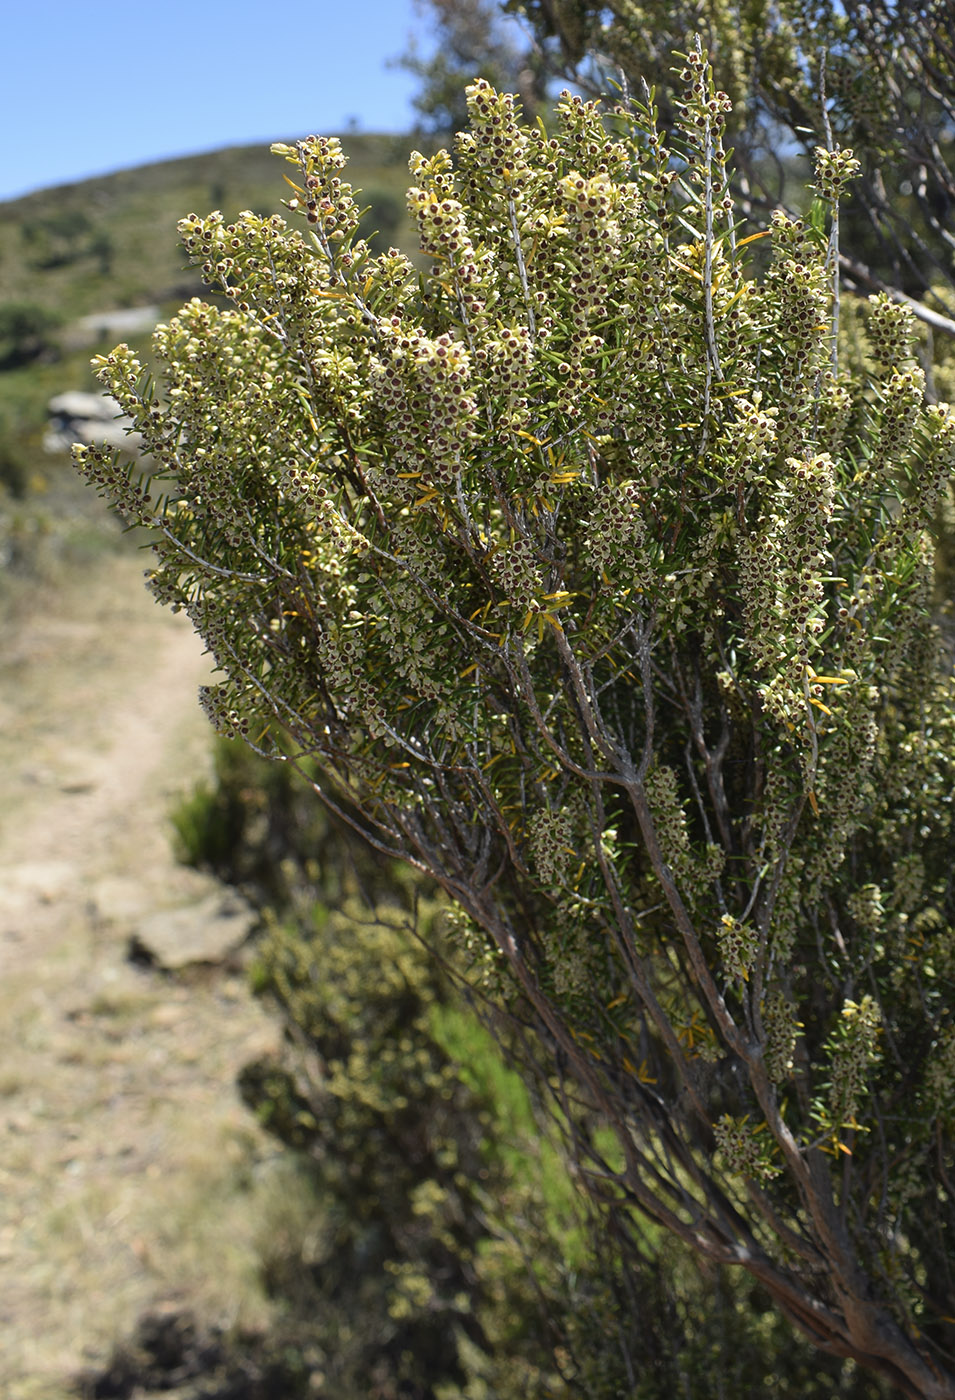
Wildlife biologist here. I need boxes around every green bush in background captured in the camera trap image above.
[175,741,890,1398]
[0,301,61,370]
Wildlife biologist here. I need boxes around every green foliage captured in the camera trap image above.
[0,300,61,369]
[19,208,101,271]
[78,55,955,1397]
[241,883,889,1398]
[170,770,245,876]
[396,0,550,136]
[170,743,888,1397]
[241,896,592,1398]
[0,430,28,496]
[504,0,955,313]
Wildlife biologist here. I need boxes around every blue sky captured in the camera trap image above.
[1,0,495,202]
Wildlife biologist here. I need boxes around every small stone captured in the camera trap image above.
[129,891,258,970]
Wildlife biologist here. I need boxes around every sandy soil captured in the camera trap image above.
[0,548,281,1399]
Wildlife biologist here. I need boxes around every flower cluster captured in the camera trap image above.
[675,44,734,180]
[528,807,575,887]
[762,990,800,1082]
[271,135,361,244]
[406,161,488,315]
[370,323,476,487]
[891,402,955,536]
[379,584,441,702]
[816,373,854,457]
[458,78,531,190]
[490,535,543,615]
[551,938,592,1000]
[553,89,633,182]
[865,366,926,483]
[713,1114,781,1182]
[178,210,313,326]
[315,628,386,737]
[783,451,835,572]
[645,766,693,881]
[473,324,533,429]
[583,480,651,586]
[766,213,831,448]
[811,145,862,202]
[717,914,758,983]
[865,293,917,371]
[738,450,836,739]
[282,463,325,509]
[550,170,622,412]
[847,884,885,933]
[719,396,779,487]
[803,679,881,891]
[769,859,804,964]
[198,682,252,740]
[826,995,882,1126]
[701,842,726,881]
[74,441,152,524]
[889,853,927,916]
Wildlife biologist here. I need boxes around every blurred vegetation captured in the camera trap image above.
[156,739,892,1398]
[393,0,551,136]
[0,301,62,370]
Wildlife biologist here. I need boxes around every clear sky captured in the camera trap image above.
[1,0,466,202]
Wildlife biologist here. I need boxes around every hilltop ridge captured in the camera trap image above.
[0,132,419,519]
[0,132,415,325]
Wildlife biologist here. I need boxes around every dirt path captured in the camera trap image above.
[0,548,281,1399]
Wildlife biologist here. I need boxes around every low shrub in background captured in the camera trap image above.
[0,301,62,370]
[169,741,890,1398]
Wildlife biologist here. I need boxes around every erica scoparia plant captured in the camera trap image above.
[77,45,955,1398]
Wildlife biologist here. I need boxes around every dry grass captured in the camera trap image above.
[0,542,322,1398]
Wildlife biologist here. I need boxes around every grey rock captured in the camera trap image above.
[48,391,122,422]
[76,306,160,340]
[45,390,142,456]
[129,890,258,970]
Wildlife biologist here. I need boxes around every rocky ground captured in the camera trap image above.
[0,546,283,1399]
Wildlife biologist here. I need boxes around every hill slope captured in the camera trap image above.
[0,133,419,571]
[0,133,415,324]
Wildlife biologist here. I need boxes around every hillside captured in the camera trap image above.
[0,132,420,587]
[0,132,415,323]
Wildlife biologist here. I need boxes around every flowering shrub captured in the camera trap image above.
[76,46,955,1398]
